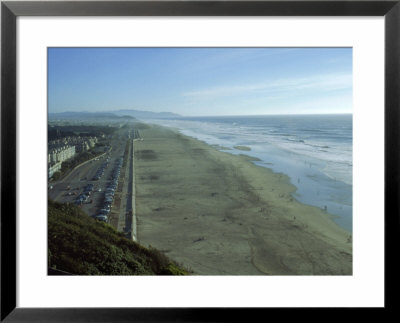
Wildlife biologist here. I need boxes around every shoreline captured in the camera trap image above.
[153,123,352,232]
[134,123,352,275]
[144,117,352,232]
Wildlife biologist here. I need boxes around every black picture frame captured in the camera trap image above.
[1,0,399,321]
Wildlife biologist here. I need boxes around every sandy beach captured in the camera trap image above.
[134,123,352,275]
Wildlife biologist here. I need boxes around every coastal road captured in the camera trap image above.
[115,136,138,241]
[116,139,131,232]
[48,124,140,241]
[48,155,106,202]
[125,138,137,241]
[48,128,130,220]
[48,125,141,238]
[130,138,137,241]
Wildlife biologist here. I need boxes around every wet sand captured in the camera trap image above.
[134,123,352,275]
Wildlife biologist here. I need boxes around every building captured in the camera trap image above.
[48,145,76,178]
[48,162,62,178]
[48,145,76,164]
[48,135,98,178]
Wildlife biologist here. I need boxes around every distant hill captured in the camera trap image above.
[48,111,136,120]
[48,200,189,275]
[49,110,181,120]
[107,109,181,120]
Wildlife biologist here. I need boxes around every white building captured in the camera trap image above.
[48,145,76,164]
[48,145,76,178]
[48,162,62,178]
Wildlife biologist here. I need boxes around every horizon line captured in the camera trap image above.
[49,110,352,117]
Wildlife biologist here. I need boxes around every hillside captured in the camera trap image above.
[48,109,180,120]
[111,109,181,119]
[48,111,136,120]
[48,200,189,275]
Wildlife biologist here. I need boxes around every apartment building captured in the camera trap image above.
[48,145,76,164]
[48,136,98,178]
[48,145,76,178]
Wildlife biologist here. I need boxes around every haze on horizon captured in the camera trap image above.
[48,47,352,117]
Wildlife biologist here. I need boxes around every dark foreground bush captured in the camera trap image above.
[48,200,189,275]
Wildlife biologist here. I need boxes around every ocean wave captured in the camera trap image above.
[147,115,353,231]
[147,116,352,184]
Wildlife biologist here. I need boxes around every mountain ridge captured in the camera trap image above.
[49,109,182,120]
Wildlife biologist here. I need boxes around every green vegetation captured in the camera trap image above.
[48,200,189,275]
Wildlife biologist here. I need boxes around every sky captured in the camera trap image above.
[48,47,352,116]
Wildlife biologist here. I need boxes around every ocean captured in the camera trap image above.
[144,114,352,232]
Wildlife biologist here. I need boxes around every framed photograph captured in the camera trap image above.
[1,0,399,321]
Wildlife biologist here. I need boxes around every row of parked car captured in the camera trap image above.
[92,160,109,181]
[74,183,94,205]
[93,157,124,222]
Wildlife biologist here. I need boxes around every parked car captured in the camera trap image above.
[94,215,108,222]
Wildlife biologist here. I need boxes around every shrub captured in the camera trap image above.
[48,200,189,275]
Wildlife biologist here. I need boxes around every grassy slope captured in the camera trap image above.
[48,200,189,275]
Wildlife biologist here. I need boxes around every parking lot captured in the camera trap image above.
[48,128,132,229]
